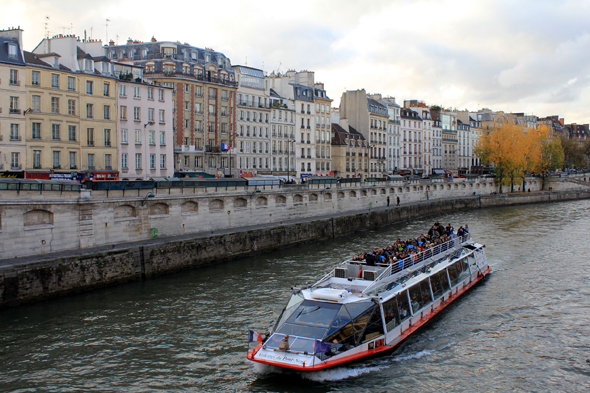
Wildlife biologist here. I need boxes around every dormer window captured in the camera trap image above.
[108,51,114,59]
[205,54,210,63]
[84,59,93,71]
[191,51,197,60]
[118,50,125,59]
[142,48,148,58]
[8,43,18,59]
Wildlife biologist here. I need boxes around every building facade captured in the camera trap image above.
[233,65,271,176]
[107,38,237,177]
[114,63,173,180]
[339,89,386,178]
[268,88,296,176]
[331,120,369,177]
[0,28,26,176]
[314,82,333,175]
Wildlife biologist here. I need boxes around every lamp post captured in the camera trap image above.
[287,139,295,183]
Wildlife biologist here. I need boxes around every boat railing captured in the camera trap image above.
[361,233,470,294]
[312,233,470,289]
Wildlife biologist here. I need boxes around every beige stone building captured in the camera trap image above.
[331,120,370,178]
[0,27,26,175]
[338,89,387,178]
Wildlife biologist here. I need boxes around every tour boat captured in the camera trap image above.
[247,232,490,371]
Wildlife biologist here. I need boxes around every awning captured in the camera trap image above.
[433,169,446,175]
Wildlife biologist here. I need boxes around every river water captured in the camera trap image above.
[1,199,590,393]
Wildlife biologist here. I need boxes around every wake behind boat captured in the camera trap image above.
[247,223,491,371]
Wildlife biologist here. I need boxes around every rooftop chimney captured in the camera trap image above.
[559,118,564,125]
[151,36,157,42]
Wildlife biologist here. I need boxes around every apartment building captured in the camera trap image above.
[24,51,81,176]
[400,108,422,174]
[339,89,386,178]
[233,65,271,175]
[114,63,173,179]
[108,38,237,177]
[266,70,317,178]
[314,83,333,174]
[369,94,401,174]
[331,119,370,177]
[32,35,119,175]
[268,88,296,175]
[404,100,434,176]
[0,27,26,176]
[430,108,458,173]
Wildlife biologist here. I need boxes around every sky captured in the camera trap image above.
[4,0,590,123]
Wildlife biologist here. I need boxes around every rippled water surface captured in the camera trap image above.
[1,200,590,392]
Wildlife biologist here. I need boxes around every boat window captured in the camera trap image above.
[431,270,450,299]
[360,307,385,343]
[324,306,353,340]
[397,291,410,321]
[382,297,400,331]
[344,300,374,320]
[408,279,432,314]
[448,259,470,287]
[286,300,340,327]
[272,292,304,332]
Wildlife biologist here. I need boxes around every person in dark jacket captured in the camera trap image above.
[365,251,376,266]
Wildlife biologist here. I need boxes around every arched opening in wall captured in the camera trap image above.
[181,201,199,214]
[454,184,458,189]
[233,198,247,208]
[350,190,357,198]
[324,192,332,201]
[360,190,367,197]
[432,185,437,190]
[149,202,170,216]
[398,187,403,193]
[412,186,417,191]
[24,209,54,228]
[389,188,395,194]
[476,183,480,188]
[419,186,424,191]
[380,189,386,195]
[210,199,225,211]
[469,183,473,188]
[371,189,377,196]
[294,194,304,205]
[337,191,345,199]
[256,196,268,207]
[405,187,410,192]
[309,193,319,202]
[447,184,452,190]
[114,205,136,220]
[461,183,466,189]
[276,195,287,206]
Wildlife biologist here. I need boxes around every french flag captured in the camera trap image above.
[248,330,262,342]
[221,143,230,150]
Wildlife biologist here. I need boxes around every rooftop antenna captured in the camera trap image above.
[90,26,93,39]
[245,56,247,66]
[277,61,282,73]
[106,18,110,43]
[70,23,73,35]
[116,34,119,45]
[44,15,50,39]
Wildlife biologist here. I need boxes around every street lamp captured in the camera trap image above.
[142,192,155,206]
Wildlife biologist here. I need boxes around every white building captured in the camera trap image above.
[268,88,296,175]
[369,94,401,174]
[266,70,317,179]
[115,63,174,179]
[233,65,271,175]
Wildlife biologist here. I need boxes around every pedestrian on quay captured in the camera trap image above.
[397,196,400,206]
[387,196,390,206]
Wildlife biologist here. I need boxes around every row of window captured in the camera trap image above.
[119,84,166,101]
[120,106,166,123]
[121,153,167,170]
[121,129,167,145]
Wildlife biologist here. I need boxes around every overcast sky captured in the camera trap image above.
[4,0,590,123]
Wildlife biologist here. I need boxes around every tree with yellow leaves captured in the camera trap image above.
[474,120,527,193]
[475,121,564,192]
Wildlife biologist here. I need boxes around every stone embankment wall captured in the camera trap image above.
[0,177,534,259]
[1,177,589,308]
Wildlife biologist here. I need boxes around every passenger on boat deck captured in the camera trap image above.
[457,226,464,237]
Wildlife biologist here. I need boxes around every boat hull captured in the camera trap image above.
[248,266,491,371]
